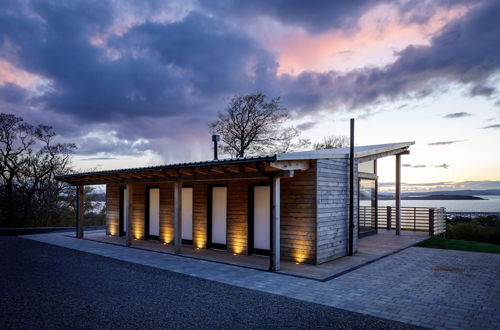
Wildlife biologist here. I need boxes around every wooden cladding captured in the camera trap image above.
[105,160,319,264]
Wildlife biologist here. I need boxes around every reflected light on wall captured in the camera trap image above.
[194,233,206,249]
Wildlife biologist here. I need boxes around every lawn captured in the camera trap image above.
[416,236,500,254]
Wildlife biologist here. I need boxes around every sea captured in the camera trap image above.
[377,195,500,213]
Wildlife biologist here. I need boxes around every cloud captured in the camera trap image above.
[379,180,500,192]
[402,164,426,168]
[432,164,450,169]
[0,0,499,163]
[276,0,500,112]
[296,121,317,130]
[481,124,500,129]
[428,139,467,146]
[444,112,472,119]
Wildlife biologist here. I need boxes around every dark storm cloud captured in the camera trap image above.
[444,112,472,119]
[201,0,378,34]
[0,0,499,159]
[428,140,467,146]
[0,1,277,128]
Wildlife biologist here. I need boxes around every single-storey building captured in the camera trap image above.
[56,142,415,271]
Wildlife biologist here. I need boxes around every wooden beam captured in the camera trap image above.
[210,166,225,174]
[125,183,133,246]
[269,160,309,171]
[76,185,84,238]
[178,168,193,176]
[357,148,410,163]
[270,176,281,271]
[193,167,208,175]
[226,165,240,174]
[395,154,401,235]
[173,181,182,254]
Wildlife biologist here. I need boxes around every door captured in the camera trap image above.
[251,185,271,255]
[182,187,193,244]
[119,187,128,236]
[147,187,160,239]
[209,186,227,249]
[358,179,377,238]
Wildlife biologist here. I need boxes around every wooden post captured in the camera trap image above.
[76,185,84,238]
[270,176,280,271]
[174,181,182,254]
[125,183,133,247]
[386,206,391,230]
[395,154,401,235]
[429,208,435,237]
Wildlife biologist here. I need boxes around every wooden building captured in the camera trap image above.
[56,142,413,270]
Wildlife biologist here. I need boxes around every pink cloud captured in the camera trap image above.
[0,59,38,89]
[267,4,469,75]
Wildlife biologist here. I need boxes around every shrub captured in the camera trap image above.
[446,219,500,245]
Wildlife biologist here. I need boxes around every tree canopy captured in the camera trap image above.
[209,93,309,157]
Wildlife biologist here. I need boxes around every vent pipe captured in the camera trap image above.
[212,135,220,160]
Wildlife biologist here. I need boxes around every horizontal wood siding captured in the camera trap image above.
[106,184,120,236]
[280,161,316,264]
[316,159,358,264]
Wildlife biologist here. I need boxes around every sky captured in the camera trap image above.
[1,0,499,192]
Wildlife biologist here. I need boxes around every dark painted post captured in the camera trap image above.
[395,154,401,235]
[348,118,355,256]
[387,206,391,230]
[429,208,435,237]
[212,135,220,160]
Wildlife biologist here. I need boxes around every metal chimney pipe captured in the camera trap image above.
[212,135,220,160]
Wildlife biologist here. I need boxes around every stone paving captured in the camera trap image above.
[24,231,500,330]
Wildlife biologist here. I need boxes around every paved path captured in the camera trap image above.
[24,231,500,329]
[1,236,416,329]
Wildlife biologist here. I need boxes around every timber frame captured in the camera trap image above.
[57,142,414,271]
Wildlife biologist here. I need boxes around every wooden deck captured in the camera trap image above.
[83,230,429,281]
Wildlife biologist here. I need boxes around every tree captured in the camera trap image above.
[209,93,309,157]
[313,135,349,150]
[0,113,76,226]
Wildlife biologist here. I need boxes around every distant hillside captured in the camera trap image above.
[379,189,500,199]
[403,195,485,200]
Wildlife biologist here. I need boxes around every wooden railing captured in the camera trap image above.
[360,206,446,236]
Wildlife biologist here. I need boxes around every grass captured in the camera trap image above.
[416,236,500,254]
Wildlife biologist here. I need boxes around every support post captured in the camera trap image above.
[374,159,378,233]
[174,181,182,254]
[348,118,355,256]
[270,176,280,271]
[387,206,391,230]
[395,154,401,235]
[429,208,435,237]
[125,183,133,246]
[76,185,84,238]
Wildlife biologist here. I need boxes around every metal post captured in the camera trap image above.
[395,154,401,235]
[212,135,220,160]
[348,118,355,256]
[429,209,435,237]
[374,159,378,233]
[387,206,391,230]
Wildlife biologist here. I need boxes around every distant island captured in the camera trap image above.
[402,195,485,200]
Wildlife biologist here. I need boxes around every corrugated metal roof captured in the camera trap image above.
[56,154,276,180]
[56,142,413,180]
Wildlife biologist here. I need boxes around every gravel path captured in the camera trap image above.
[0,237,419,329]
